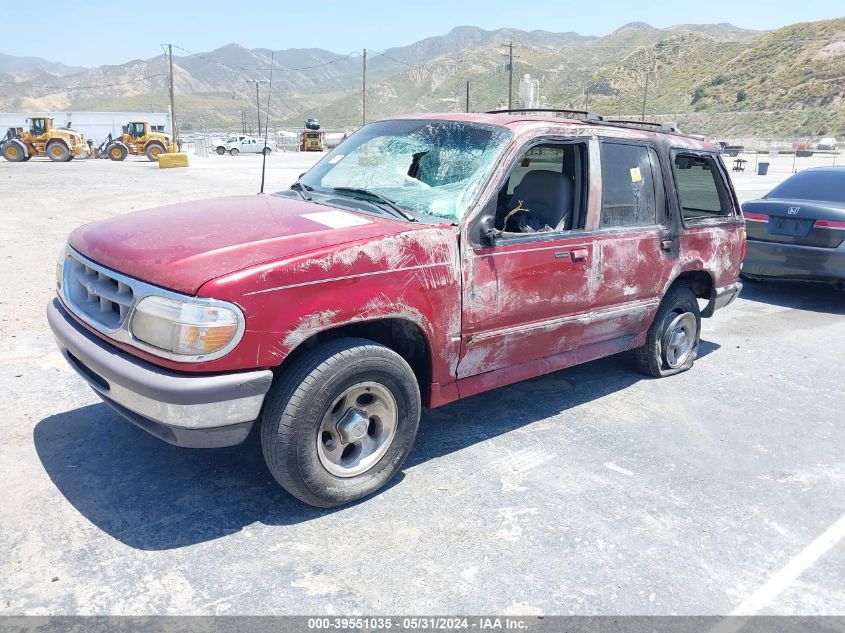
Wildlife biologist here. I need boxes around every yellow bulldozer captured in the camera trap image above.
[1,116,90,162]
[95,121,174,161]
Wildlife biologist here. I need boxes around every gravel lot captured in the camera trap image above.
[1,151,843,616]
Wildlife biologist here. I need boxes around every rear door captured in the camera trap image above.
[579,140,673,345]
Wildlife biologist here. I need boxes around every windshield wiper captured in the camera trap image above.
[290,181,313,201]
[331,187,417,222]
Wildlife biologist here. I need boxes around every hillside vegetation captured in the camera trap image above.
[1,18,843,138]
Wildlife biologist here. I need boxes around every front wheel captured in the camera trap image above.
[261,338,421,507]
[107,143,128,161]
[46,141,70,162]
[262,147,271,156]
[145,142,164,161]
[632,285,701,377]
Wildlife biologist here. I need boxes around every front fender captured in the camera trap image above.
[199,226,463,384]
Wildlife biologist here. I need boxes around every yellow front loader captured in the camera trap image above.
[95,121,175,161]
[1,116,90,162]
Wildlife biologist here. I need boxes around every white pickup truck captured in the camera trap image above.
[214,135,274,156]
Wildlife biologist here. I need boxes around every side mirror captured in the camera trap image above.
[299,172,306,180]
[476,215,499,247]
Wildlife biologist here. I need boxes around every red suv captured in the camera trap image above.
[48,111,744,507]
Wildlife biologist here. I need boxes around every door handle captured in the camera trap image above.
[570,248,589,263]
[660,240,673,252]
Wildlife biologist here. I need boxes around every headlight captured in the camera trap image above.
[129,295,243,359]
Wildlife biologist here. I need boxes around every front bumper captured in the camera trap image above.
[743,240,845,282]
[47,299,273,448]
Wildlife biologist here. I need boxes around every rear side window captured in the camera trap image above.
[600,142,657,228]
[673,154,732,220]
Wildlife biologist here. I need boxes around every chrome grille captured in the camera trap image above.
[63,252,135,331]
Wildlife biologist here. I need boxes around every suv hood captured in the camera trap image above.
[69,195,407,295]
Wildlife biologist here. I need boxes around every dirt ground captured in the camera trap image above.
[0,150,843,616]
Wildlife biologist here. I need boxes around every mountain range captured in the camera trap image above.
[1,18,843,138]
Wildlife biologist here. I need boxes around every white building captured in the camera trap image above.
[0,111,172,144]
[518,74,541,110]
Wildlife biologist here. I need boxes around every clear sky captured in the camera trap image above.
[4,0,844,67]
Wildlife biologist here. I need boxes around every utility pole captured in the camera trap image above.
[168,44,178,140]
[466,80,470,113]
[641,68,649,121]
[507,41,513,109]
[255,81,261,137]
[362,48,368,126]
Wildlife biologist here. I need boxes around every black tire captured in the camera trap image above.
[229,148,239,156]
[632,285,701,378]
[46,141,70,162]
[106,143,128,161]
[1,140,26,162]
[216,146,226,155]
[144,142,165,161]
[262,147,271,156]
[261,338,421,507]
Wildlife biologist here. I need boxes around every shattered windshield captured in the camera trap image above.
[298,119,512,221]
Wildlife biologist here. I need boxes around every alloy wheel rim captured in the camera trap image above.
[662,312,696,368]
[316,381,398,478]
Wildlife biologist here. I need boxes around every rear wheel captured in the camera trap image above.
[1,140,26,162]
[229,148,239,156]
[262,147,271,156]
[46,141,70,162]
[261,338,421,507]
[144,142,165,161]
[216,146,226,155]
[107,143,128,161]
[632,285,701,378]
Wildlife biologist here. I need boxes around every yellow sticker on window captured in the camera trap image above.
[630,167,642,183]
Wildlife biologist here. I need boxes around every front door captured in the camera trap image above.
[458,140,595,379]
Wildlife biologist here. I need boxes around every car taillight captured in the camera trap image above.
[743,212,768,222]
[815,219,845,229]
[740,225,747,261]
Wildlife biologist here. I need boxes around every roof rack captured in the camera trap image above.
[486,108,686,136]
[605,119,680,134]
[486,108,605,122]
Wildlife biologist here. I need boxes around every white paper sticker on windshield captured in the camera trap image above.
[328,154,344,164]
[302,211,372,229]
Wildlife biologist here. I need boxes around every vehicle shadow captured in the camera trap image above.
[33,343,720,551]
[739,278,845,314]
